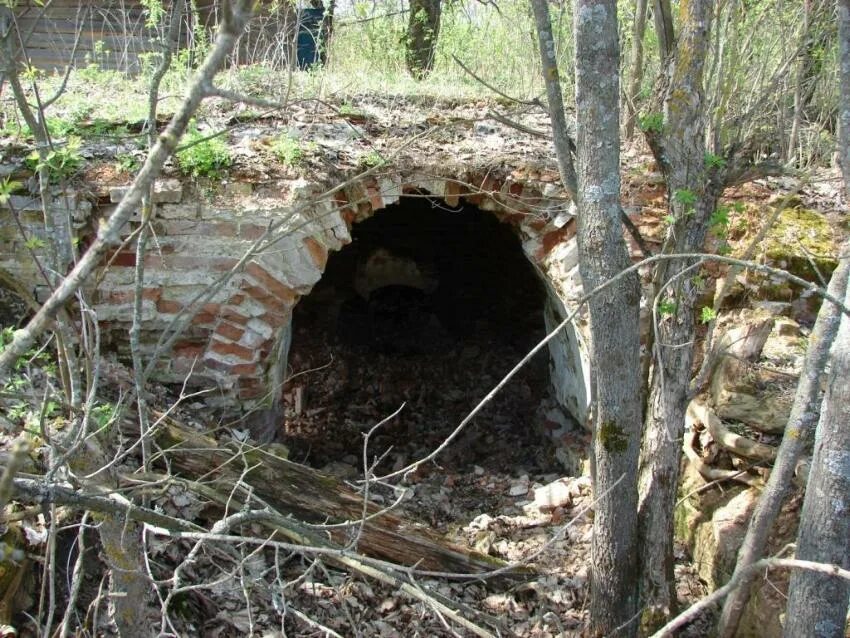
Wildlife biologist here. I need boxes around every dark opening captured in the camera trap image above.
[284,196,556,484]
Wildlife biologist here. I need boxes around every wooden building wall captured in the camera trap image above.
[12,0,301,74]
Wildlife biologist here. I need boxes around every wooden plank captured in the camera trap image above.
[18,31,157,51]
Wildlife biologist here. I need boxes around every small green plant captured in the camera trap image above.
[176,124,232,178]
[710,205,731,238]
[704,152,726,169]
[24,237,46,251]
[658,298,677,317]
[639,112,664,134]
[0,178,21,204]
[673,188,697,209]
[360,150,384,168]
[90,402,118,430]
[25,136,84,182]
[700,306,718,324]
[270,134,303,167]
[115,153,140,173]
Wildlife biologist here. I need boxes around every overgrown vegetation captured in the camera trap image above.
[0,0,847,635]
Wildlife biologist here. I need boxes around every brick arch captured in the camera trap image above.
[187,169,595,438]
[0,168,593,436]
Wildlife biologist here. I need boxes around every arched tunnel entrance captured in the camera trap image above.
[282,195,564,481]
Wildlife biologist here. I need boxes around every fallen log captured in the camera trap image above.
[148,413,513,576]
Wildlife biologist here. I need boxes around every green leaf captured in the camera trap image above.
[658,299,677,316]
[673,189,697,208]
[639,112,664,134]
[704,152,727,169]
[700,306,718,324]
[0,178,21,204]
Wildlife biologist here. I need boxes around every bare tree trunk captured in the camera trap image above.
[652,0,674,62]
[717,246,849,638]
[405,0,441,79]
[624,0,649,139]
[783,270,850,637]
[637,0,718,625]
[575,2,642,635]
[839,0,850,201]
[530,0,577,197]
[788,0,812,163]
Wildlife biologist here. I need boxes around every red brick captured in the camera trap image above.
[106,250,136,267]
[173,340,206,358]
[157,298,183,314]
[240,283,289,314]
[221,307,251,325]
[260,311,290,328]
[479,175,500,193]
[245,262,296,304]
[540,220,577,257]
[366,183,384,210]
[191,311,216,326]
[214,321,245,341]
[228,362,261,375]
[334,190,350,207]
[239,224,268,240]
[238,383,267,399]
[445,181,464,207]
[210,340,255,361]
[302,237,328,270]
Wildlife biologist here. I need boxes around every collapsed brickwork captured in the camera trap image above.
[0,98,658,443]
[1,165,611,429]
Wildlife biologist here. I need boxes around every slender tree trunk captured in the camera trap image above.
[839,0,850,201]
[637,0,718,624]
[405,0,441,79]
[788,0,812,163]
[575,2,643,635]
[717,247,849,638]
[625,0,649,139]
[652,0,674,62]
[783,274,850,637]
[530,0,577,197]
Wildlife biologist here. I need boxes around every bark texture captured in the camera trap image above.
[530,0,577,197]
[637,0,721,621]
[575,1,642,635]
[839,0,850,201]
[783,273,850,637]
[652,0,674,61]
[624,0,649,139]
[405,0,441,79]
[718,247,849,637]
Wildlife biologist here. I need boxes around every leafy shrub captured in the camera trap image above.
[25,137,84,182]
[176,124,232,178]
[270,134,303,166]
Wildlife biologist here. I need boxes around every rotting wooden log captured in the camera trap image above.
[149,414,513,575]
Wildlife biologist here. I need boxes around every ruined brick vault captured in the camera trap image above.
[0,164,609,432]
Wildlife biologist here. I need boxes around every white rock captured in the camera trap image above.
[534,478,572,510]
